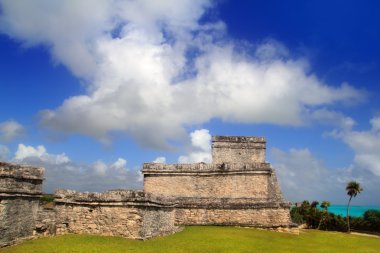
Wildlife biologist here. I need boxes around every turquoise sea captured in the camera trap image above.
[325,205,380,217]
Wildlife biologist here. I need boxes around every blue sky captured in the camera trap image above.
[0,0,379,205]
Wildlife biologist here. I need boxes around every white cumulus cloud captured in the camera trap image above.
[14,144,70,164]
[152,156,166,163]
[0,144,10,160]
[178,129,211,163]
[190,129,211,152]
[93,160,108,176]
[0,0,365,148]
[309,108,356,129]
[272,147,379,205]
[330,117,380,177]
[0,120,25,142]
[111,157,127,170]
[12,143,141,192]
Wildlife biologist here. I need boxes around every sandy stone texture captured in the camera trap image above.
[0,162,43,247]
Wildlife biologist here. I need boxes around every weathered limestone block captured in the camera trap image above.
[54,189,178,239]
[0,162,44,247]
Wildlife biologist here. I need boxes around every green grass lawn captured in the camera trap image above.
[1,226,379,253]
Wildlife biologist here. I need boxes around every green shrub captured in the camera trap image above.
[290,207,305,224]
[290,201,322,229]
[363,209,380,232]
[323,214,347,232]
[40,194,55,203]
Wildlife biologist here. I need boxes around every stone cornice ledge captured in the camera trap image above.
[142,162,272,175]
[0,162,44,180]
[0,192,42,198]
[54,189,176,208]
[212,136,266,143]
[172,197,291,209]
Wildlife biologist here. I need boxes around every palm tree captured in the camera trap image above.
[318,200,331,230]
[321,200,331,211]
[346,181,363,233]
[310,201,319,228]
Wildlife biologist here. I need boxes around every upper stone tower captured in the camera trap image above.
[212,136,266,164]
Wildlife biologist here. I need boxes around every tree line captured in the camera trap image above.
[290,181,380,233]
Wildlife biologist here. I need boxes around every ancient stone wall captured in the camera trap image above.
[175,207,291,227]
[0,135,292,247]
[0,162,44,247]
[54,189,179,239]
[171,197,291,227]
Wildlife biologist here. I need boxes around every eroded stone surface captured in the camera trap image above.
[0,162,44,247]
[34,206,56,237]
[54,190,178,239]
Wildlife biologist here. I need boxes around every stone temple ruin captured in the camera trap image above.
[0,136,292,247]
